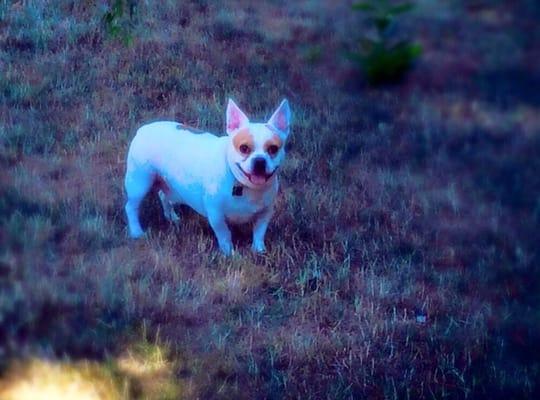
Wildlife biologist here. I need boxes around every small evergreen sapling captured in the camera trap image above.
[102,0,138,46]
[350,0,422,84]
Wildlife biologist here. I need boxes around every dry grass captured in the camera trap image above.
[1,0,539,399]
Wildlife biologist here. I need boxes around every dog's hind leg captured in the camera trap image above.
[124,163,153,238]
[158,189,180,224]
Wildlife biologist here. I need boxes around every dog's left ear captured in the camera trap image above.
[267,99,291,138]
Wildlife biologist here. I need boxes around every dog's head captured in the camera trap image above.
[225,99,291,189]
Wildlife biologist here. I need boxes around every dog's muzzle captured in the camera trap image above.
[236,162,277,186]
[252,157,267,176]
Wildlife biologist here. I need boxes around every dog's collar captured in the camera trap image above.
[232,182,244,196]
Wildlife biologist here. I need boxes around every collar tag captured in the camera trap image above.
[232,185,243,196]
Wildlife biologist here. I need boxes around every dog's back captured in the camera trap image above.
[124,121,229,236]
[127,121,217,167]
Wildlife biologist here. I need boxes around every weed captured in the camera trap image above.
[103,0,138,46]
[350,0,422,84]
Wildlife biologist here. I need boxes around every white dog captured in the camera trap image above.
[124,99,291,255]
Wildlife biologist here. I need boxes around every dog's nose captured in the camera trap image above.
[252,157,267,175]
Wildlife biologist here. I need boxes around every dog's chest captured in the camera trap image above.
[223,186,273,223]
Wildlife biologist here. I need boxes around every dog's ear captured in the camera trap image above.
[226,99,250,135]
[267,99,291,138]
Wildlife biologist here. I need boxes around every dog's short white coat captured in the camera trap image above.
[124,99,291,255]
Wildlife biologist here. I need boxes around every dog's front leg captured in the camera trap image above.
[252,207,273,253]
[207,207,233,255]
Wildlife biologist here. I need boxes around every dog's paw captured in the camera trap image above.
[218,241,233,256]
[128,228,146,239]
[169,211,180,224]
[251,242,266,254]
[162,207,180,223]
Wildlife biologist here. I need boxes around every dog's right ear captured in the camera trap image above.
[226,99,250,136]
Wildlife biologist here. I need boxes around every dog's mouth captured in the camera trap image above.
[236,163,277,185]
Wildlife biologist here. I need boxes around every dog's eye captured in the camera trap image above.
[239,144,251,154]
[267,145,279,156]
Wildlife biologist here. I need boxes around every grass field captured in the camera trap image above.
[1,1,539,398]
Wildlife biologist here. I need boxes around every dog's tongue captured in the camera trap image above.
[251,175,266,185]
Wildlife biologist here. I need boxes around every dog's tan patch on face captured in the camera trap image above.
[233,128,255,156]
[264,134,282,157]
